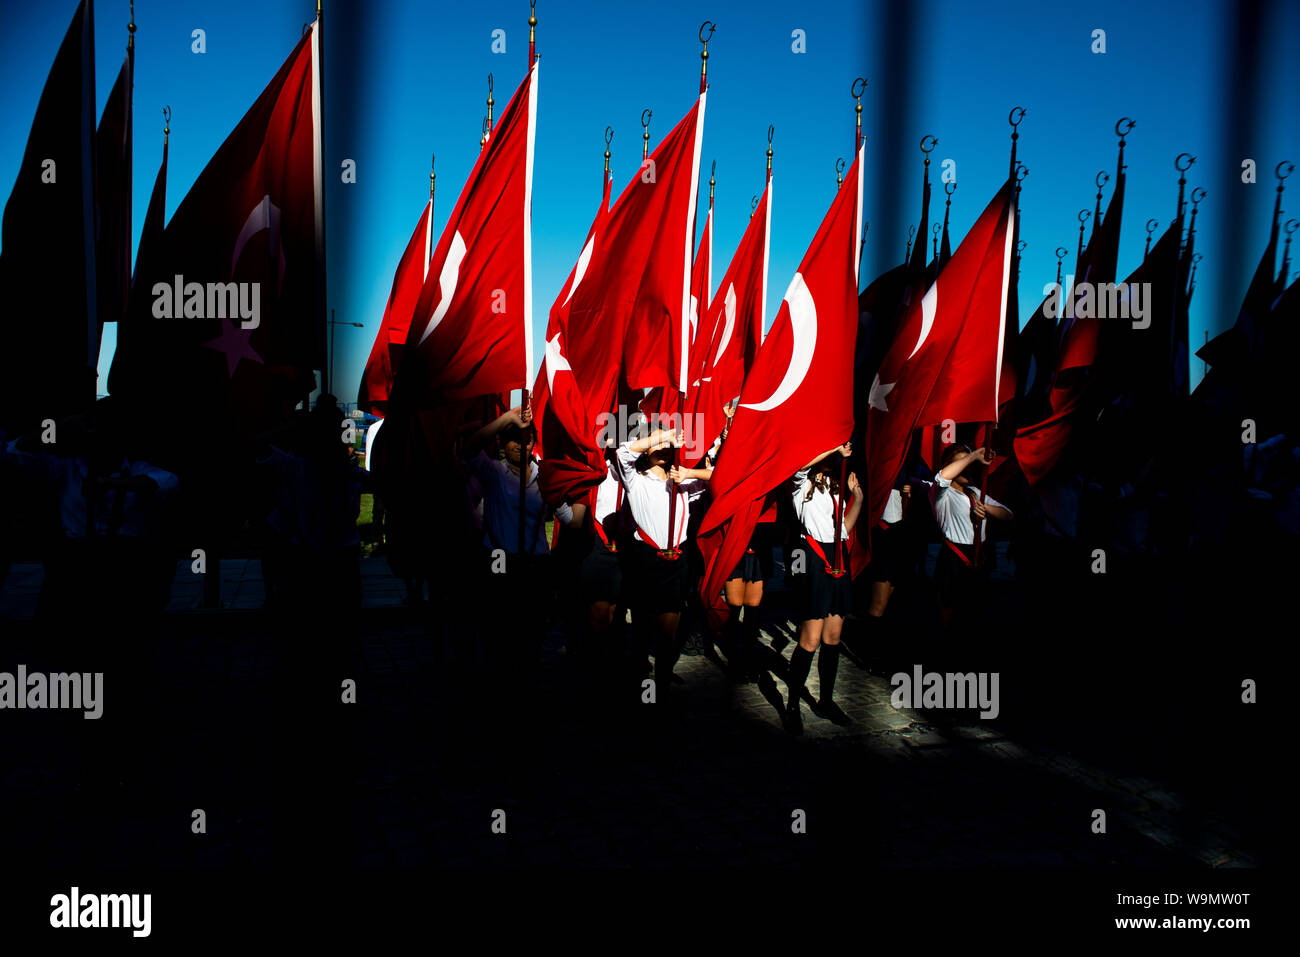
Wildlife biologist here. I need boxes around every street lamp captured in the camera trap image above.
[327,308,364,397]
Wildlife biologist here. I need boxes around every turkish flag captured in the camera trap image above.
[1050,169,1126,390]
[861,179,1016,547]
[614,95,707,395]
[697,143,864,627]
[535,175,613,503]
[0,0,97,433]
[547,94,707,459]
[395,61,538,405]
[682,179,771,467]
[358,199,431,416]
[108,20,322,455]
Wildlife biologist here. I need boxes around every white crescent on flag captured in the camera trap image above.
[419,230,467,345]
[712,281,737,367]
[562,232,597,308]
[741,272,816,412]
[907,281,939,360]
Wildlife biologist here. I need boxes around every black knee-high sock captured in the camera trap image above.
[723,604,743,653]
[741,608,761,665]
[818,643,841,703]
[787,645,814,710]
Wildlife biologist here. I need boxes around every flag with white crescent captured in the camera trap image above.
[697,142,864,627]
[859,178,1016,565]
[394,59,538,405]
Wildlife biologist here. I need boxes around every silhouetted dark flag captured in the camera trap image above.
[0,0,97,433]
[95,44,132,345]
[108,22,322,461]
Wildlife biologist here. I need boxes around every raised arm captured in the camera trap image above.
[938,446,993,481]
[627,427,683,455]
[844,471,863,531]
[803,441,852,471]
[469,404,531,449]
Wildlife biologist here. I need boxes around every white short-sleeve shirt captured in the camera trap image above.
[613,443,707,550]
[929,472,1011,544]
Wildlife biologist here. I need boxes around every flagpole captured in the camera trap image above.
[518,3,537,555]
[662,23,713,559]
[604,125,612,192]
[833,75,863,577]
[315,0,327,402]
[974,112,1025,566]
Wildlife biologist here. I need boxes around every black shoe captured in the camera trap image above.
[812,699,853,726]
[784,700,804,735]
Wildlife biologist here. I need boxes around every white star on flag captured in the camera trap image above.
[868,374,895,412]
[544,331,571,391]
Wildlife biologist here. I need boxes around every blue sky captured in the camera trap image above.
[2,0,1296,403]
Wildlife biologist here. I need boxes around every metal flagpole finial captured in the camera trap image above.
[1055,245,1067,286]
[1094,170,1109,232]
[699,21,716,92]
[1282,219,1298,281]
[1077,209,1091,259]
[750,195,758,220]
[1191,252,1203,290]
[642,109,652,160]
[430,152,436,199]
[529,1,537,64]
[836,156,846,190]
[1145,218,1158,255]
[766,124,774,179]
[1008,106,1026,178]
[1115,117,1135,173]
[128,0,136,51]
[851,77,866,148]
[486,73,495,128]
[932,222,941,258]
[1190,186,1206,235]
[905,224,915,261]
[162,105,171,144]
[1276,160,1295,224]
[1175,152,1195,221]
[709,159,716,204]
[480,116,490,152]
[604,126,613,178]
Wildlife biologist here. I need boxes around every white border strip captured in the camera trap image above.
[680,92,706,394]
[993,187,1016,417]
[760,178,771,345]
[523,60,539,388]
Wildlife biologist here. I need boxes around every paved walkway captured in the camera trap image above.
[0,547,1265,868]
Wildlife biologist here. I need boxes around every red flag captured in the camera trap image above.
[690,203,712,344]
[861,180,1016,548]
[396,61,538,404]
[682,179,771,466]
[0,0,97,432]
[108,20,323,445]
[534,175,613,503]
[549,94,708,456]
[697,144,864,627]
[616,95,707,395]
[358,199,431,415]
[1012,171,1131,487]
